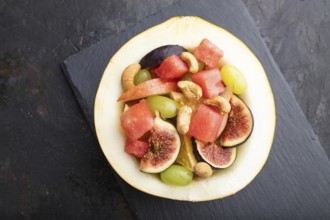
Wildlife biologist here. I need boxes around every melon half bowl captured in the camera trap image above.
[94,16,276,201]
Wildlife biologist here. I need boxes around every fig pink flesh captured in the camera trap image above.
[140,129,177,169]
[196,141,235,168]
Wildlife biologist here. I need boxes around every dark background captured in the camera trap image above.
[0,0,329,218]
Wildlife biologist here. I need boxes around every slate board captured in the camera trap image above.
[62,0,330,219]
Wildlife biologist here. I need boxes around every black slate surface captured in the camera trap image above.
[3,0,330,218]
[62,0,330,219]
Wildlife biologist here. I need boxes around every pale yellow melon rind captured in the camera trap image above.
[94,16,276,201]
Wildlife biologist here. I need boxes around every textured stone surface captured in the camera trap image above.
[1,0,329,218]
[0,0,173,218]
[243,0,330,156]
[63,1,330,218]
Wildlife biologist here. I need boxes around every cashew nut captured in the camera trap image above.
[177,81,202,101]
[194,162,213,178]
[169,91,184,102]
[181,52,199,73]
[204,96,231,113]
[120,63,141,91]
[169,91,186,106]
[176,106,192,135]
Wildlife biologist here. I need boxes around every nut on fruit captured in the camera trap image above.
[177,106,193,135]
[180,52,199,73]
[194,162,213,178]
[204,96,231,114]
[177,81,202,101]
[121,63,141,91]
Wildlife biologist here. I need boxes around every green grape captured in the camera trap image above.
[146,95,178,119]
[160,164,193,186]
[220,64,247,95]
[134,69,151,85]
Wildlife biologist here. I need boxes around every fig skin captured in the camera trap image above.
[140,116,180,173]
[139,45,186,68]
[193,139,236,169]
[220,95,254,147]
[192,137,204,163]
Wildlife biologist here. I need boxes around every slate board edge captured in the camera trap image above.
[60,2,173,133]
[61,59,141,218]
[61,62,95,133]
[61,0,328,164]
[61,0,330,219]
[62,0,324,154]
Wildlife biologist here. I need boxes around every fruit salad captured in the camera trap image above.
[117,38,253,186]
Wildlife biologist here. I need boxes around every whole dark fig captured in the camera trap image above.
[139,45,186,68]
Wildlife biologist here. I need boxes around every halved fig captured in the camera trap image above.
[139,45,186,68]
[194,139,236,168]
[220,95,253,147]
[140,115,180,173]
